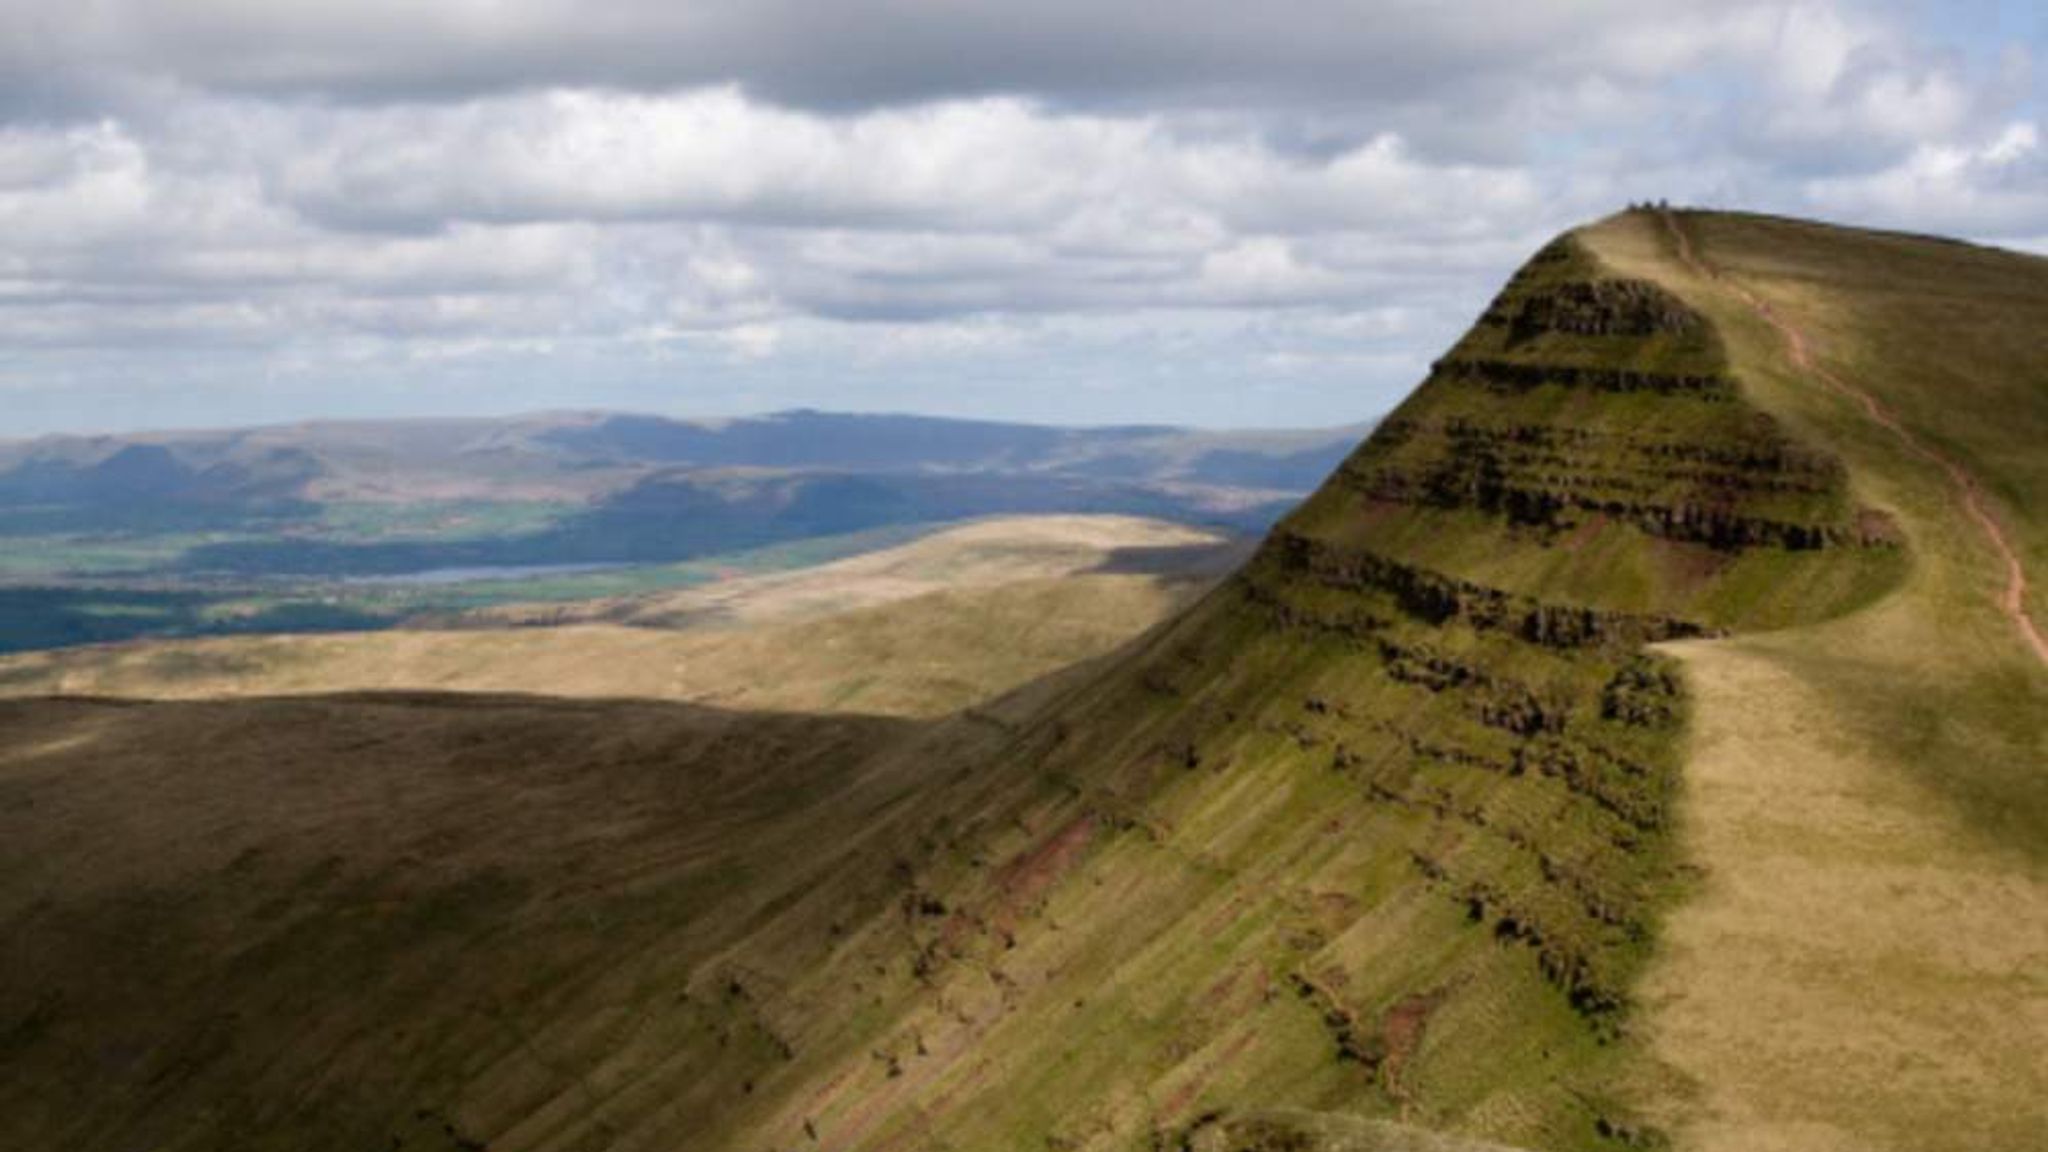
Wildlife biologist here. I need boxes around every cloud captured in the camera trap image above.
[0,91,1552,346]
[263,90,1537,241]
[1806,120,2048,233]
[0,1,1806,116]
[0,0,2039,435]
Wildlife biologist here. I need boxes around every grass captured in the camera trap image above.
[0,576,1202,719]
[0,523,969,654]
[0,694,924,1152]
[308,499,574,542]
[1583,209,2048,1152]
[0,517,1228,718]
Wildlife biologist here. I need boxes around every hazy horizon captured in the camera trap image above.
[0,401,1384,445]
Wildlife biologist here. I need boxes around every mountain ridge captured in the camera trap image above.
[0,408,1371,501]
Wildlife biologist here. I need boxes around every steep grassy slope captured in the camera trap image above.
[4,211,2032,1152]
[614,222,1901,1152]
[1585,210,2048,1152]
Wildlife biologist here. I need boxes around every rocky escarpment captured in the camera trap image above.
[1267,533,1714,648]
[1348,240,1901,559]
[1485,276,1701,343]
[1345,421,1877,550]
[1229,531,1687,1035]
[1427,357,1732,399]
[679,230,1912,1152]
[320,225,1909,1152]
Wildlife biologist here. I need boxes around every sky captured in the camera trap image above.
[0,1,2042,436]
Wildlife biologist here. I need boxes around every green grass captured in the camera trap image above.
[0,523,951,654]
[308,499,574,542]
[0,502,573,583]
[1585,208,2048,1151]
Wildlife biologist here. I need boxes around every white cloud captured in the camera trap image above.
[1805,119,2047,232]
[716,323,782,361]
[0,0,2038,434]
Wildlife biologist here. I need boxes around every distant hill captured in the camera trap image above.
[0,516,1243,716]
[0,409,1362,589]
[0,408,1367,513]
[0,409,1363,651]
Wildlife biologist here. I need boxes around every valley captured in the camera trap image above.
[0,410,1353,653]
[0,515,1240,718]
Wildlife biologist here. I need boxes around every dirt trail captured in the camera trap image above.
[1660,210,2048,668]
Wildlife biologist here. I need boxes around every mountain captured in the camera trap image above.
[1,209,2041,1152]
[0,516,1246,717]
[0,410,1364,633]
[0,410,1363,653]
[0,409,1366,519]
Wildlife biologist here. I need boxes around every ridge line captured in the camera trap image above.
[1657,210,2048,668]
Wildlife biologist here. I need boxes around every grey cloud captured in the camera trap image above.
[0,0,2040,435]
[0,1,1769,112]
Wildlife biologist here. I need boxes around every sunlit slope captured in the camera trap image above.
[1584,210,2048,1152]
[604,224,1906,1152]
[0,516,1232,718]
[454,513,1240,630]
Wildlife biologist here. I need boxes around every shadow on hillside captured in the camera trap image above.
[1087,534,1260,579]
[0,689,938,1150]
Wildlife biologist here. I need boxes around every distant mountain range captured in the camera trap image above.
[0,408,1367,501]
[0,409,1367,544]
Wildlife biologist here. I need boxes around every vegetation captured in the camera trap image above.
[0,411,1354,650]
[0,518,1229,719]
[1589,209,2048,1152]
[0,524,960,655]
[1,211,2040,1152]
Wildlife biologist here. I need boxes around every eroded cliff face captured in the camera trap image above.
[1324,237,1899,562]
[1231,231,1898,1029]
[635,230,1908,1152]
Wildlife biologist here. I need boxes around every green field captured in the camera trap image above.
[0,523,946,653]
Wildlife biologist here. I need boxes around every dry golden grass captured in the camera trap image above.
[1184,1109,1533,1151]
[0,516,1235,718]
[1585,210,2048,1152]
[463,513,1239,629]
[1644,629,2047,1152]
